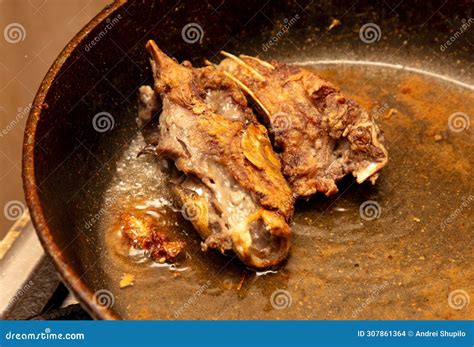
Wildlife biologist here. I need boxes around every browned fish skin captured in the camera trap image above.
[141,41,294,269]
[216,53,388,198]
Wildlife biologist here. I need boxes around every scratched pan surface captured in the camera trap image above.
[23,0,473,319]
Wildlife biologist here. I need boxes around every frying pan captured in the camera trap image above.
[23,0,473,320]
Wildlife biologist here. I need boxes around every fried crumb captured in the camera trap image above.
[328,19,341,30]
[237,275,246,291]
[434,134,442,142]
[385,108,398,119]
[120,273,135,288]
[121,212,185,263]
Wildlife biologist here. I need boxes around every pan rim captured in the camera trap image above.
[22,0,127,320]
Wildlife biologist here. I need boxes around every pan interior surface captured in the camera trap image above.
[25,1,473,320]
[98,61,473,319]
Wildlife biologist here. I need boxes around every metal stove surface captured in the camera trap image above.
[0,212,91,320]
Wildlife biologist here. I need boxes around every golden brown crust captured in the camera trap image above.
[121,212,185,263]
[217,53,388,197]
[145,40,293,269]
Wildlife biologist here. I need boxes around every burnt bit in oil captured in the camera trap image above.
[120,212,185,263]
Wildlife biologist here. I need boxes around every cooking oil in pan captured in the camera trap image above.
[98,62,473,320]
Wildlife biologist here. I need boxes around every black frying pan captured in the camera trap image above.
[23,0,473,320]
